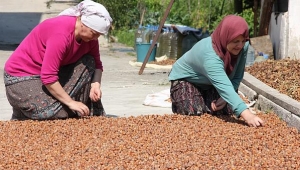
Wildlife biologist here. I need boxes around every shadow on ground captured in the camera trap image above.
[106,114,119,118]
[0,45,18,51]
[109,48,135,53]
[0,12,42,49]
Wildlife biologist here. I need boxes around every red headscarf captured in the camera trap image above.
[211,15,249,75]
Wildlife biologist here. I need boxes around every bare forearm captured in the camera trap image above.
[45,81,73,106]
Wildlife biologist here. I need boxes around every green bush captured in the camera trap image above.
[91,0,256,46]
[113,29,135,48]
[94,0,139,29]
[239,8,256,38]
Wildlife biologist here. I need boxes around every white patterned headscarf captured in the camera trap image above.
[59,0,112,34]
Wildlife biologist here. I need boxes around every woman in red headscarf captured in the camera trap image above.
[168,15,264,127]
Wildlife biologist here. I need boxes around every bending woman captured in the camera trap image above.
[4,0,112,120]
[168,15,264,127]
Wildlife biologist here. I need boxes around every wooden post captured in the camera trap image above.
[139,8,146,26]
[258,0,275,36]
[138,0,175,75]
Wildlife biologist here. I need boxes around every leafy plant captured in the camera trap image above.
[91,0,258,45]
[95,0,140,29]
[239,8,255,37]
[112,29,135,47]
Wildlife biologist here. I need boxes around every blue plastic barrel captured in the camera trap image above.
[136,43,156,62]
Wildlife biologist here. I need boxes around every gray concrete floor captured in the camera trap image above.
[100,45,172,118]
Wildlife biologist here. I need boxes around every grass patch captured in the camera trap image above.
[112,29,135,48]
[126,52,136,56]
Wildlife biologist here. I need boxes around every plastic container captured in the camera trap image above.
[246,45,255,66]
[169,28,178,59]
[142,25,151,43]
[150,26,158,44]
[181,31,200,55]
[155,31,163,58]
[136,43,156,62]
[255,56,266,63]
[263,54,269,60]
[156,28,167,58]
[180,28,209,56]
[158,28,171,58]
[135,25,144,43]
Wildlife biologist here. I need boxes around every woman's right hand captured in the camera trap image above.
[45,82,90,116]
[67,100,90,117]
[240,109,264,127]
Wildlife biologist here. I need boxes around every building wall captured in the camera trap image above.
[269,0,300,60]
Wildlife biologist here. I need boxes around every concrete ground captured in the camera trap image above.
[0,0,172,120]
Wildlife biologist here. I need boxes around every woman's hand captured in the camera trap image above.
[240,109,264,127]
[211,97,227,111]
[90,82,102,102]
[45,81,90,116]
[67,100,90,116]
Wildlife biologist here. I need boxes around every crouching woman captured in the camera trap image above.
[4,0,112,120]
[168,15,264,127]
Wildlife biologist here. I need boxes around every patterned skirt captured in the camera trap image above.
[170,80,232,116]
[4,55,105,120]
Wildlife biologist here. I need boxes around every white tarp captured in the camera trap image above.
[143,89,171,108]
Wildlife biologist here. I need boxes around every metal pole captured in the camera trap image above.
[138,0,175,75]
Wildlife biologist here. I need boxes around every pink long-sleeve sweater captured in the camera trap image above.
[4,16,103,85]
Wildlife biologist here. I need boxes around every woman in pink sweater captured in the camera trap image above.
[4,0,112,120]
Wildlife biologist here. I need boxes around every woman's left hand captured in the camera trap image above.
[211,97,227,111]
[90,82,102,102]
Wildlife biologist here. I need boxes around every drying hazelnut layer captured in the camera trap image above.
[0,112,299,169]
